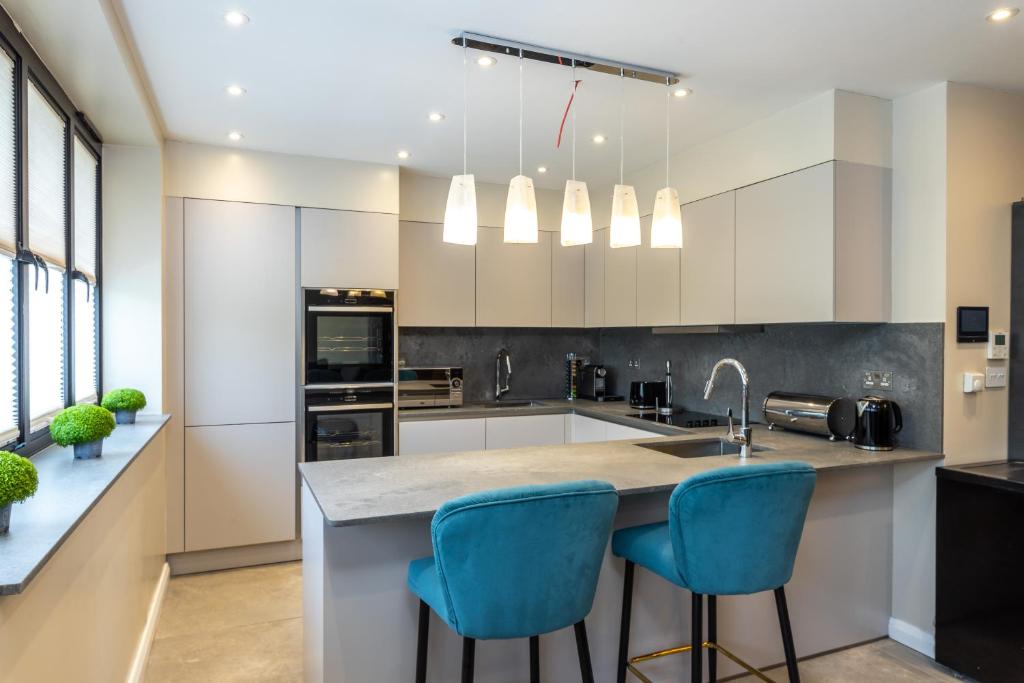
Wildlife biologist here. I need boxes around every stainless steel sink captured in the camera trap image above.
[638,439,767,458]
[464,400,545,409]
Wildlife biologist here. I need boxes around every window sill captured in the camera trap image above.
[0,414,169,596]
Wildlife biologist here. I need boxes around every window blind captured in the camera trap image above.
[0,50,14,258]
[73,137,97,281]
[27,81,66,268]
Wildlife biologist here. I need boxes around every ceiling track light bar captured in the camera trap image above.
[452,32,680,86]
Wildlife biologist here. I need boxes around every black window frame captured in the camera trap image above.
[0,6,103,457]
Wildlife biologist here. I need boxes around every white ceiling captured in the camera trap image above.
[119,0,1024,189]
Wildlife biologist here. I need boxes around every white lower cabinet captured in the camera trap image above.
[399,419,486,455]
[485,414,565,449]
[567,415,610,443]
[605,422,660,441]
[184,422,297,552]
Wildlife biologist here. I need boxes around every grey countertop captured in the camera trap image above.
[0,415,170,596]
[301,400,943,527]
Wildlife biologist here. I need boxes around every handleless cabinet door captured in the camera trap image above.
[184,422,296,552]
[552,239,585,327]
[605,229,638,327]
[637,215,682,326]
[485,414,565,449]
[735,162,835,323]
[476,227,552,327]
[398,221,475,327]
[184,199,296,426]
[584,229,606,328]
[399,419,486,455]
[681,191,736,325]
[300,208,399,290]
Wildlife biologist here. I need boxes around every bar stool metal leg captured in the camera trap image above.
[617,560,635,683]
[691,593,703,683]
[461,637,476,683]
[574,620,595,683]
[774,587,800,683]
[530,635,540,683]
[707,595,717,683]
[415,600,429,683]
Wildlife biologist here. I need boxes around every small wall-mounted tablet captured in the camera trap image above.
[957,306,989,343]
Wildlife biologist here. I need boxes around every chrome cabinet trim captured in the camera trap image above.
[304,382,395,390]
[308,402,394,413]
[307,305,393,313]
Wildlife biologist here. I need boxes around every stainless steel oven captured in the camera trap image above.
[303,288,396,386]
[304,385,395,461]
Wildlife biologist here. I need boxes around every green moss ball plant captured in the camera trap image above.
[50,404,116,459]
[101,388,147,425]
[0,450,38,534]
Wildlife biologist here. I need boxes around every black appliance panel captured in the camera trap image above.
[304,386,394,461]
[304,289,395,385]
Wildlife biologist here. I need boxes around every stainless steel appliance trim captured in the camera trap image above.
[307,305,393,313]
[304,382,395,390]
[308,402,394,413]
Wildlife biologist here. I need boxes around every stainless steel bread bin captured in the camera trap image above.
[762,392,857,441]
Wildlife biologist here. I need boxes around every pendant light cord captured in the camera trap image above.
[519,49,523,176]
[571,61,577,181]
[462,35,468,176]
[665,76,670,187]
[619,69,625,185]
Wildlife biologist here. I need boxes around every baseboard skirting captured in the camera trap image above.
[888,617,935,659]
[168,539,302,575]
[126,561,170,683]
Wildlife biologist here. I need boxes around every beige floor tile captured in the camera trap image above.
[154,561,302,639]
[145,616,302,683]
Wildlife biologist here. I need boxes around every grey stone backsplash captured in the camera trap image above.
[399,323,944,452]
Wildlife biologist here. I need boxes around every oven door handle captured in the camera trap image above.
[307,306,393,313]
[308,402,394,413]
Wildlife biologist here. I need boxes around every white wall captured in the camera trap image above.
[891,84,947,323]
[102,144,164,412]
[163,141,399,214]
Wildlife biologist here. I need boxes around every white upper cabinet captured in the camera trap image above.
[476,227,552,327]
[584,229,606,328]
[636,215,682,326]
[184,199,296,426]
[681,192,736,325]
[552,238,585,327]
[735,163,836,324]
[300,208,398,289]
[604,229,638,327]
[398,221,475,327]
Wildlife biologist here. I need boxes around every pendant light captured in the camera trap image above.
[609,69,641,248]
[650,76,683,249]
[504,49,538,243]
[443,35,478,245]
[560,60,593,246]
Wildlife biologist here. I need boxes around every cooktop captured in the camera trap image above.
[627,409,731,429]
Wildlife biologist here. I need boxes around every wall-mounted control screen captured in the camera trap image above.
[988,330,1009,359]
[957,306,989,343]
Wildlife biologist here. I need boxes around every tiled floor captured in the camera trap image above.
[144,561,961,683]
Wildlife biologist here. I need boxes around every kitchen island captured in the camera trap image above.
[300,402,941,683]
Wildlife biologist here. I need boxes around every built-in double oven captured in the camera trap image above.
[302,289,397,462]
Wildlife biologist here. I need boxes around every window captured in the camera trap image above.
[0,7,102,454]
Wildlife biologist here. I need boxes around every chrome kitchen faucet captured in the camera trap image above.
[703,358,753,459]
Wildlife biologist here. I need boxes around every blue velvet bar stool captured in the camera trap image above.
[407,480,619,683]
[613,462,816,683]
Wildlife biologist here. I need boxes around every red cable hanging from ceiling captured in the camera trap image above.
[556,79,581,149]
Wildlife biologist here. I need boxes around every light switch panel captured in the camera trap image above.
[986,366,1008,388]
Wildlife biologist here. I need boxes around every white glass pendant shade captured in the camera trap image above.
[651,186,683,248]
[503,174,539,243]
[609,184,641,248]
[443,174,478,245]
[560,179,593,246]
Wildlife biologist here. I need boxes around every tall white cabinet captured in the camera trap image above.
[180,198,298,553]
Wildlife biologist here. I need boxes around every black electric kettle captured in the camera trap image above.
[853,396,903,451]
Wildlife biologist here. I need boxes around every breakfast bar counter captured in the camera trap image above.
[300,407,942,683]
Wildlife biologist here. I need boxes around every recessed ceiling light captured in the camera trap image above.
[673,88,692,98]
[228,131,244,142]
[537,166,547,174]
[592,134,606,144]
[224,10,249,26]
[986,7,1019,21]
[226,84,246,97]
[397,150,410,160]
[477,55,497,67]
[428,112,445,122]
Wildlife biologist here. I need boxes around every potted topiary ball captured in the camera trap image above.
[0,450,38,534]
[101,388,147,425]
[50,404,116,459]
